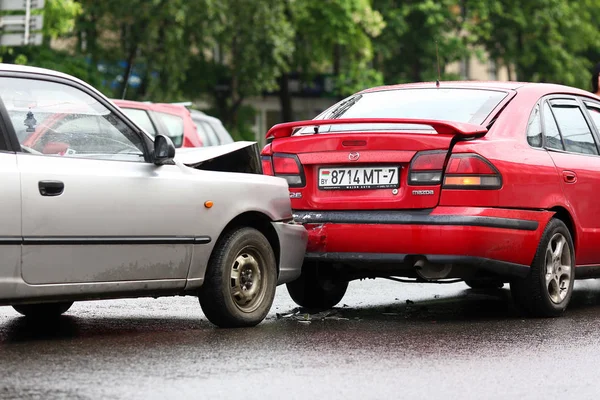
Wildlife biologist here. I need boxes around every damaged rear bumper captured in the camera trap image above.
[293,207,553,279]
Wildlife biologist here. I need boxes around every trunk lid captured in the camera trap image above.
[267,118,486,211]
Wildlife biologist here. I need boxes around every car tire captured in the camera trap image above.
[12,302,73,318]
[510,218,575,317]
[199,227,277,328]
[464,279,504,290]
[286,262,348,310]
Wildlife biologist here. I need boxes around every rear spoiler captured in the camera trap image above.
[265,118,488,139]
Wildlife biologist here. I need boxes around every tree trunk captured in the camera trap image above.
[333,44,341,76]
[412,58,421,82]
[120,43,138,99]
[515,29,526,81]
[278,73,293,122]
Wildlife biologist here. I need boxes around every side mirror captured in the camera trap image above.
[153,134,176,165]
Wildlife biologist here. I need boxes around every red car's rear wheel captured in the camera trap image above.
[510,218,574,317]
[287,262,348,310]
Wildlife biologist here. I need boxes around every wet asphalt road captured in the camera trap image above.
[2,279,600,399]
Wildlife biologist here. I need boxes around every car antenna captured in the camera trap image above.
[435,40,441,88]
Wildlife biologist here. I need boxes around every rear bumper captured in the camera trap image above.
[294,207,554,277]
[271,221,308,285]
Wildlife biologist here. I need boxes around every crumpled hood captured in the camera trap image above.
[175,141,263,174]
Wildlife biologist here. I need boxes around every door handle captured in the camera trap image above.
[562,171,577,184]
[38,180,64,196]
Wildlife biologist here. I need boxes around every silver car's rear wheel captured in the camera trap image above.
[199,227,277,328]
[510,218,575,317]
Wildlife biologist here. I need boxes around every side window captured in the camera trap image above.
[527,104,542,147]
[211,121,234,144]
[152,111,184,148]
[542,102,564,151]
[200,121,221,146]
[550,100,599,155]
[0,77,145,161]
[584,101,600,133]
[193,120,214,146]
[120,108,157,136]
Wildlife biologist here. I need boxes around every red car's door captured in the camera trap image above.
[541,97,600,265]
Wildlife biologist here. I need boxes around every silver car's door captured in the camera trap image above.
[0,76,201,285]
[0,152,22,288]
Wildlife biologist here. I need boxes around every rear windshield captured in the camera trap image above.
[299,88,508,134]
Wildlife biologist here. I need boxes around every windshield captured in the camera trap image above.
[298,88,508,135]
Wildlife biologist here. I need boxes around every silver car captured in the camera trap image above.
[0,64,307,328]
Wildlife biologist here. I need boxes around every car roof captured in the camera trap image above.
[111,99,191,117]
[189,109,221,125]
[0,62,82,80]
[360,81,596,97]
[361,81,528,92]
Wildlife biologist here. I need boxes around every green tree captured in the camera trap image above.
[278,0,385,121]
[466,0,600,89]
[184,0,294,137]
[373,0,474,84]
[75,0,201,100]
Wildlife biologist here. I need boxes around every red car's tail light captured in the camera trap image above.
[260,144,274,175]
[272,153,305,187]
[446,155,496,174]
[409,150,446,185]
[443,154,502,189]
[273,156,301,174]
[261,156,274,175]
[409,151,502,189]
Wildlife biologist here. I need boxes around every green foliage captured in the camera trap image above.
[289,0,385,95]
[373,0,473,84]
[182,0,294,126]
[4,0,600,133]
[43,0,81,40]
[466,0,600,89]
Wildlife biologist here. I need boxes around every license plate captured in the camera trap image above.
[318,166,400,190]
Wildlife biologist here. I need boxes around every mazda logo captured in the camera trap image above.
[348,152,360,161]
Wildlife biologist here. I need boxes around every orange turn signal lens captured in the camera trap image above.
[204,201,214,208]
[444,176,481,186]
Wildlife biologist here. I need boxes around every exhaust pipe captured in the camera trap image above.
[414,258,452,280]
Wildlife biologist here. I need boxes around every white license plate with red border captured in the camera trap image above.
[318,166,400,190]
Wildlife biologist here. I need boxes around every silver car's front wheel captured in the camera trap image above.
[230,249,268,314]
[199,227,277,328]
[12,301,73,318]
[511,218,575,317]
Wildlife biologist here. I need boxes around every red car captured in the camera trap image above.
[261,81,600,317]
[112,100,201,147]
[112,100,234,148]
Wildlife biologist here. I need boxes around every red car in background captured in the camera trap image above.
[112,100,234,148]
[262,81,600,317]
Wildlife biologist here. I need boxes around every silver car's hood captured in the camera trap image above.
[175,141,263,174]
